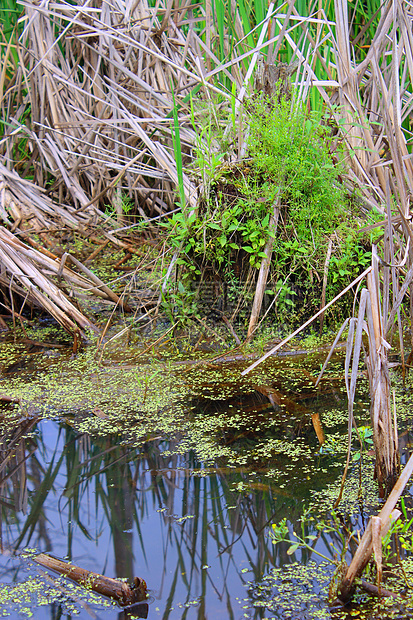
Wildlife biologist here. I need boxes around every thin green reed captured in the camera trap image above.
[0,0,21,40]
[349,0,382,59]
[254,0,265,32]
[0,0,22,120]
[212,0,225,65]
[171,87,186,213]
[236,0,256,50]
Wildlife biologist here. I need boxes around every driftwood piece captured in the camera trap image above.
[33,553,147,606]
[0,394,20,403]
[335,450,413,604]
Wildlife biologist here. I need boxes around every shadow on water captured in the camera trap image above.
[0,344,413,619]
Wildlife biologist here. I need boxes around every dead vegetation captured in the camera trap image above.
[0,0,412,338]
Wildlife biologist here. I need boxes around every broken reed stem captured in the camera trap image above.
[246,202,280,342]
[241,267,372,375]
[337,451,413,604]
[367,253,398,497]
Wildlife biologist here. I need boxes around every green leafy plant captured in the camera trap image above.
[247,96,346,246]
[329,232,372,285]
[269,510,352,564]
[162,94,375,326]
[189,95,226,186]
[382,498,413,562]
[103,193,134,221]
[171,87,186,211]
[161,280,200,327]
[352,425,374,461]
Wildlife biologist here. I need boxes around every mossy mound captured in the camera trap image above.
[163,97,379,329]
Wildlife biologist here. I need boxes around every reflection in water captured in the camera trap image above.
[2,333,411,618]
[0,416,342,619]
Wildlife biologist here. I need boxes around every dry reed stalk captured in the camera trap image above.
[366,249,398,496]
[0,228,108,335]
[336,450,413,603]
[3,2,336,212]
[11,0,205,214]
[0,227,124,305]
[246,201,280,342]
[241,267,373,376]
[0,163,98,233]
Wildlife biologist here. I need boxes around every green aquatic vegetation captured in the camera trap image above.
[1,345,183,441]
[308,460,379,515]
[243,561,335,619]
[244,559,412,620]
[0,571,115,617]
[315,436,342,456]
[0,342,28,370]
[4,337,412,618]
[317,408,351,429]
[270,509,356,570]
[0,336,358,501]
[23,324,69,342]
[352,425,374,461]
[382,498,413,564]
[0,335,387,520]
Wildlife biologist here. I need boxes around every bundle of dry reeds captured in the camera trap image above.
[3,0,411,216]
[5,0,201,216]
[0,226,131,336]
[1,0,413,342]
[0,162,100,233]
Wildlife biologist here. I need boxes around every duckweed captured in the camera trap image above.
[2,325,413,618]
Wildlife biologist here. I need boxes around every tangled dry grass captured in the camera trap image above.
[0,0,413,339]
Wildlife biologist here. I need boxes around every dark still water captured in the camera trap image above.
[0,417,346,620]
[2,342,413,620]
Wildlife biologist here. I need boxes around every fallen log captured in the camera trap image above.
[33,553,147,606]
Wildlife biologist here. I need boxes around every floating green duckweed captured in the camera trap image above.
[2,325,413,619]
[309,460,379,514]
[0,573,115,617]
[242,559,413,619]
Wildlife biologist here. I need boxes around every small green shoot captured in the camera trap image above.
[352,425,374,461]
